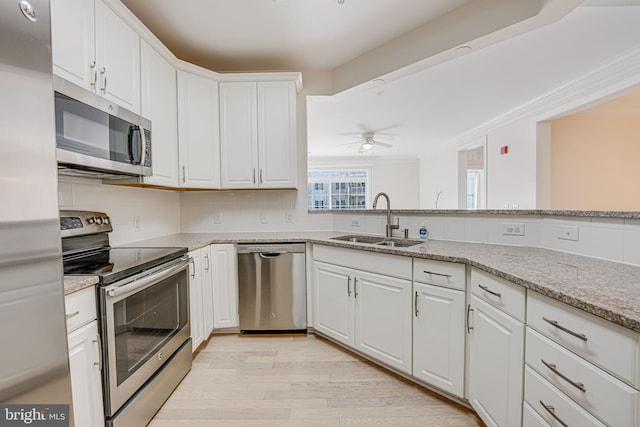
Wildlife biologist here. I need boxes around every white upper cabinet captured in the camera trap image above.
[219,82,257,188]
[257,81,297,187]
[220,80,297,189]
[51,0,96,90]
[51,0,141,114]
[141,41,179,187]
[94,0,140,113]
[177,71,221,189]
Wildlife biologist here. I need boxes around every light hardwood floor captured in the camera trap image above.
[150,334,484,427]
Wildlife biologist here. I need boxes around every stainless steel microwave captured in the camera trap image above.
[54,77,152,178]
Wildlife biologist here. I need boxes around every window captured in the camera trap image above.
[308,169,370,210]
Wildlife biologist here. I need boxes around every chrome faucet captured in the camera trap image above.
[373,192,399,238]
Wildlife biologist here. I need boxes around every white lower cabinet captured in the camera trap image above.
[353,270,412,374]
[412,282,465,397]
[188,249,204,352]
[468,294,525,427]
[65,287,104,427]
[313,261,354,347]
[201,246,214,338]
[313,247,412,374]
[211,244,239,329]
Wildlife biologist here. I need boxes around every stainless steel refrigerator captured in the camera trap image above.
[0,0,74,420]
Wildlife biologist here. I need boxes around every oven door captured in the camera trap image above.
[100,256,190,416]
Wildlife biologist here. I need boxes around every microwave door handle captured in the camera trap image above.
[128,126,142,164]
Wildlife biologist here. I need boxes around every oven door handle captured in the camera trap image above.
[105,256,189,298]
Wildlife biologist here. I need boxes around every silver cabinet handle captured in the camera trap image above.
[478,284,502,298]
[182,165,186,183]
[541,359,586,392]
[414,291,419,317]
[543,317,588,342]
[189,257,195,279]
[90,60,97,88]
[260,169,263,184]
[353,277,358,299]
[539,400,569,427]
[253,168,256,184]
[423,270,452,278]
[93,333,103,371]
[466,304,473,333]
[100,66,107,94]
[204,254,210,272]
[347,276,351,297]
[65,310,80,320]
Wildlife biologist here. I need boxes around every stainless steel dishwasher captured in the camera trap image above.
[237,243,307,334]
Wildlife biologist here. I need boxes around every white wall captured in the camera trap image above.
[58,176,181,245]
[419,148,458,209]
[486,117,536,209]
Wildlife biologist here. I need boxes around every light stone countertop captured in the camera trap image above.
[118,232,640,333]
[63,275,99,296]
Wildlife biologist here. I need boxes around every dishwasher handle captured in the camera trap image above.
[258,252,285,258]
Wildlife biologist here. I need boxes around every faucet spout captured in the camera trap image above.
[373,192,399,238]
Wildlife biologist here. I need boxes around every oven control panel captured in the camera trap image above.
[60,210,113,238]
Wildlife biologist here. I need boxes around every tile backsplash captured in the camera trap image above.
[58,176,181,246]
[333,212,640,266]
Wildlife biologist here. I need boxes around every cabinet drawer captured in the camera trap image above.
[413,258,465,290]
[470,268,525,321]
[528,291,640,387]
[526,327,639,427]
[524,366,606,427]
[64,286,97,333]
[523,401,551,427]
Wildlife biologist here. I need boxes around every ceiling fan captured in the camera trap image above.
[341,132,394,153]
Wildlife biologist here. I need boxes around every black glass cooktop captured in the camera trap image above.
[63,246,188,285]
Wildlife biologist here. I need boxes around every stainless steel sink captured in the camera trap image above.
[331,235,423,248]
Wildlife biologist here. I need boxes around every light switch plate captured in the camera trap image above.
[260,212,269,224]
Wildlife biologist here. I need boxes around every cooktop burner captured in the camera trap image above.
[60,210,187,286]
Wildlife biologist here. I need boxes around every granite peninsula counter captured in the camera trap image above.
[121,232,640,333]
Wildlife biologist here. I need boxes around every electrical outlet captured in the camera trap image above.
[133,216,141,232]
[557,226,579,241]
[285,211,294,223]
[260,212,269,224]
[213,212,223,224]
[502,223,525,236]
[351,219,361,227]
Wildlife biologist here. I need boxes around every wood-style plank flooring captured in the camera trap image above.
[150,334,483,426]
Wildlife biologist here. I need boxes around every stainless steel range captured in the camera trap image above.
[61,210,192,427]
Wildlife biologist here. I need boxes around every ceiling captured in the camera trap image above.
[121,0,640,158]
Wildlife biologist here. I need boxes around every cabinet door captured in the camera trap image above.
[188,250,204,352]
[51,0,96,91]
[67,321,104,427]
[220,82,258,188]
[257,81,297,188]
[413,282,465,397]
[211,244,239,329]
[94,0,140,113]
[468,295,524,427]
[141,41,179,187]
[177,71,221,188]
[313,262,354,347]
[355,271,412,374]
[201,246,214,339]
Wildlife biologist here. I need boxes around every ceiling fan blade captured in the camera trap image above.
[374,141,393,148]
